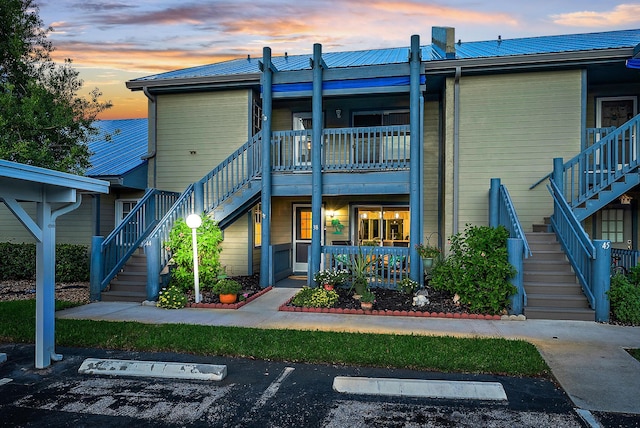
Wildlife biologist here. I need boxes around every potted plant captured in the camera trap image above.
[416,242,441,270]
[313,268,348,290]
[212,278,242,304]
[359,289,375,310]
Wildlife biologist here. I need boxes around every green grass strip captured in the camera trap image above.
[0,300,549,376]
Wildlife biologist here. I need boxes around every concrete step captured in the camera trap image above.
[524,306,594,321]
[524,270,578,283]
[101,290,146,303]
[526,293,591,308]
[524,282,585,295]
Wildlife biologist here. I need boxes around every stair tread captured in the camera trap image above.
[102,290,146,297]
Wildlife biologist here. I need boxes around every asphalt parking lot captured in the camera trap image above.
[0,343,603,427]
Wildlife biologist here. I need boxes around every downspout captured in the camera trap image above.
[409,34,421,282]
[453,66,461,235]
[310,43,324,281]
[259,47,274,288]
[142,87,157,189]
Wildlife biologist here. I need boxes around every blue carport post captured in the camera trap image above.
[507,238,524,315]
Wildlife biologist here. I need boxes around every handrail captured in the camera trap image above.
[144,183,196,269]
[547,179,596,307]
[561,115,640,207]
[529,126,617,190]
[498,184,532,258]
[145,133,262,274]
[272,125,411,172]
[100,188,179,289]
[201,133,262,211]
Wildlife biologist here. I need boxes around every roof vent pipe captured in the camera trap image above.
[432,26,456,59]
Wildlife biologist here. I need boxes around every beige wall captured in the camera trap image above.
[443,70,583,240]
[422,99,440,245]
[219,213,250,276]
[153,90,250,192]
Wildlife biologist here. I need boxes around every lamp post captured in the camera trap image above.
[186,213,202,303]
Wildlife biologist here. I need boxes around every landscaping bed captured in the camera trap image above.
[185,274,269,309]
[279,284,502,320]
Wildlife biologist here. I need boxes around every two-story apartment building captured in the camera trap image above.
[90,26,640,320]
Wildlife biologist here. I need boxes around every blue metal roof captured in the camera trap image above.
[86,118,148,177]
[131,28,640,83]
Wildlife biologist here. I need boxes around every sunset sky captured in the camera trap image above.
[37,1,640,120]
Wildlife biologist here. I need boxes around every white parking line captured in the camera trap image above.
[333,377,508,401]
[0,378,13,386]
[253,367,295,409]
[575,408,602,428]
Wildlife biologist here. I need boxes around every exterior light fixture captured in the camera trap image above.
[186,213,202,303]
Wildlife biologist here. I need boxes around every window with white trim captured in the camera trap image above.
[602,209,624,243]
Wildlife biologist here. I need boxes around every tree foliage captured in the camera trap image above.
[0,0,112,174]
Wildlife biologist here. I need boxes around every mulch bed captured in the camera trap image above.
[186,274,271,309]
[279,284,502,320]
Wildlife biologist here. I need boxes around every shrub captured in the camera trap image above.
[430,224,516,315]
[157,285,187,309]
[607,274,640,325]
[56,244,90,282]
[212,279,242,295]
[0,242,89,282]
[291,287,339,308]
[165,215,224,292]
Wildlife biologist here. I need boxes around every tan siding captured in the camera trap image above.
[447,70,583,234]
[155,90,250,192]
[422,100,440,242]
[219,214,250,276]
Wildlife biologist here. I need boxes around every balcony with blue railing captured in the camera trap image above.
[272,125,411,172]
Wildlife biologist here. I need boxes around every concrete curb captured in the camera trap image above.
[333,376,508,401]
[78,358,227,381]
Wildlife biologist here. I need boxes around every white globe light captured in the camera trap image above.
[186,213,202,229]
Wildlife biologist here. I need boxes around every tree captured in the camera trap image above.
[0,0,112,174]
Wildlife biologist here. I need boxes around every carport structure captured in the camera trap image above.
[0,160,109,368]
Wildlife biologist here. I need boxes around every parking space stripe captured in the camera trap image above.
[0,378,13,386]
[253,367,295,409]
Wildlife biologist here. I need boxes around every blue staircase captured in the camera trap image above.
[560,114,640,221]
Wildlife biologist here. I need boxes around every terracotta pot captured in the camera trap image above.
[323,284,334,291]
[219,293,237,304]
[360,302,373,310]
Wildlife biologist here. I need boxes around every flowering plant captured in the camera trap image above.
[313,268,348,286]
[416,243,441,259]
[157,285,187,309]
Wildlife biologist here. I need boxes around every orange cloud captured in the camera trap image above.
[551,4,640,27]
[366,0,518,26]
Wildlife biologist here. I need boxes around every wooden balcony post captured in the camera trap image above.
[260,46,273,288]
[409,34,421,282]
[489,178,500,228]
[593,240,611,323]
[90,235,104,301]
[310,43,324,281]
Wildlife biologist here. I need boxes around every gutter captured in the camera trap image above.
[141,87,158,188]
[453,66,461,235]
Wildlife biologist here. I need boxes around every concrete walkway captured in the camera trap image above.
[56,287,640,415]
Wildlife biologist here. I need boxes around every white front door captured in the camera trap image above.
[293,205,312,273]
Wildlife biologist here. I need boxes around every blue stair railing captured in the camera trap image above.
[142,133,263,299]
[488,178,530,314]
[90,188,179,299]
[547,179,610,322]
[560,114,640,212]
